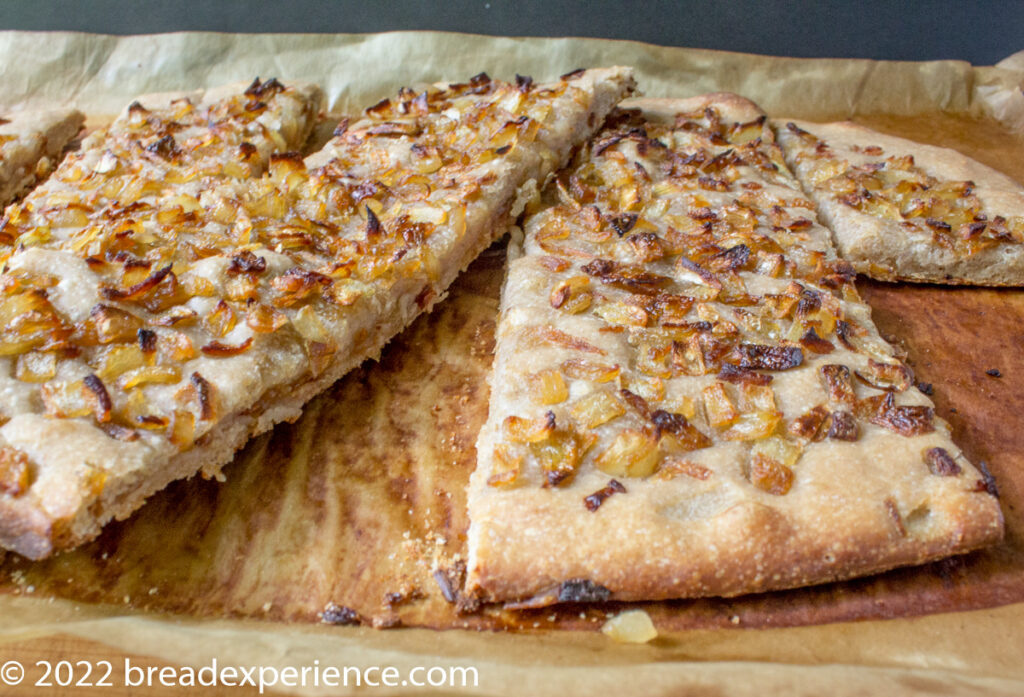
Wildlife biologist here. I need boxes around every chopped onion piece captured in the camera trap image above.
[602,610,658,644]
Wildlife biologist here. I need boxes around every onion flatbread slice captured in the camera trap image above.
[466,96,1003,606]
[0,68,635,559]
[776,119,1024,285]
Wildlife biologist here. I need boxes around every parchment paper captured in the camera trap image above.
[1,30,1024,696]
[1,29,1021,128]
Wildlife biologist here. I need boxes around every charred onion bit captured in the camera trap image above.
[925,447,961,477]
[101,264,173,301]
[582,258,671,294]
[137,328,157,353]
[608,212,638,236]
[717,363,772,386]
[788,405,830,441]
[706,244,750,272]
[144,135,181,161]
[799,327,834,354]
[651,409,711,449]
[244,77,285,99]
[862,392,935,437]
[557,578,612,604]
[821,364,856,404]
[271,268,332,307]
[321,603,361,626]
[432,569,457,603]
[200,337,254,357]
[584,479,626,511]
[100,423,139,442]
[227,250,267,275]
[431,561,480,614]
[82,374,112,423]
[826,410,859,441]
[886,499,906,536]
[331,117,350,137]
[545,468,574,488]
[731,344,803,371]
[974,461,1000,497]
[855,360,913,392]
[365,205,383,241]
[834,320,856,351]
[795,289,820,316]
[190,372,215,420]
[514,74,534,92]
[676,257,722,289]
[619,388,653,419]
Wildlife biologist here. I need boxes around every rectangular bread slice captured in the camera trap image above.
[465,95,1003,606]
[0,67,635,559]
[776,119,1024,285]
[0,108,84,206]
[0,78,325,559]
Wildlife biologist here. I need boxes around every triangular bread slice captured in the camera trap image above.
[0,108,84,206]
[776,119,1024,285]
[466,96,1003,606]
[0,68,635,559]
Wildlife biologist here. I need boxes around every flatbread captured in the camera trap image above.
[0,108,84,206]
[465,95,1003,606]
[0,68,635,559]
[775,119,1024,285]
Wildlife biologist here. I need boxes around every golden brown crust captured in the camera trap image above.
[776,119,1024,286]
[466,95,1004,605]
[471,472,1001,603]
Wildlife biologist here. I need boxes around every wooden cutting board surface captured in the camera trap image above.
[1,112,1023,632]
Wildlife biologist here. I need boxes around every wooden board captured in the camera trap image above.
[1,113,1023,632]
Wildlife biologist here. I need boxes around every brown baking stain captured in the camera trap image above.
[3,118,1024,631]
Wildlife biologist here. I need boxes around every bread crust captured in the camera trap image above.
[466,95,1004,605]
[776,119,1024,286]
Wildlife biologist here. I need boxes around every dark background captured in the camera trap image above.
[0,0,1022,65]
